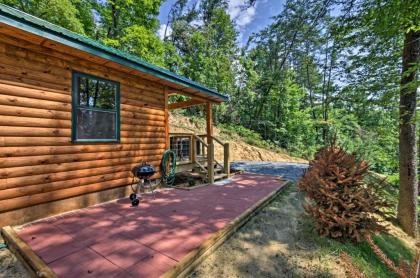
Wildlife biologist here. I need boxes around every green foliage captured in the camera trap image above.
[219,0,405,174]
[170,4,237,94]
[71,0,96,36]
[328,109,399,174]
[1,0,88,33]
[386,173,400,187]
[92,0,170,65]
[119,25,168,67]
[3,0,175,67]
[93,0,163,37]
[366,172,420,224]
[274,76,318,158]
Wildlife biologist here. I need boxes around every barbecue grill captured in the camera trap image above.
[132,163,156,180]
[129,162,156,206]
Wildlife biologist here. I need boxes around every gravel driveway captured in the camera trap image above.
[231,161,308,182]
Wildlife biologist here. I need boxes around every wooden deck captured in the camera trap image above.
[6,174,287,277]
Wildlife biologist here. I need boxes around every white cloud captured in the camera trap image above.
[158,24,172,40]
[228,0,257,28]
[236,6,256,27]
[191,19,204,27]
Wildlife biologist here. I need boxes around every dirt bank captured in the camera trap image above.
[169,113,307,163]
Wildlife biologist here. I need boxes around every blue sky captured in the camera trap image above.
[158,0,285,45]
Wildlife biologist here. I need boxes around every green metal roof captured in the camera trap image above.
[0,4,229,102]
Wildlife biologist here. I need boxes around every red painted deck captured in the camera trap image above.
[17,173,285,278]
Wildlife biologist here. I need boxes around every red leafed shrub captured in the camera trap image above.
[298,142,388,242]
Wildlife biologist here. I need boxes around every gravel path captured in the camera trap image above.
[231,161,308,182]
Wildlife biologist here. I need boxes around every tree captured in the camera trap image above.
[93,0,163,40]
[398,29,419,236]
[91,0,173,66]
[360,0,419,237]
[167,0,238,119]
[0,0,90,33]
[338,0,419,236]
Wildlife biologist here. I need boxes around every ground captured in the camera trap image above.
[0,236,27,278]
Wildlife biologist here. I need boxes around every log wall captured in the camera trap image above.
[0,32,167,225]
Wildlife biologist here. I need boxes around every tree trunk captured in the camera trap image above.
[397,30,420,237]
[107,3,119,38]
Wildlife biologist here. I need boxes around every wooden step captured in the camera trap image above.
[214,168,224,174]
[185,172,204,179]
[180,170,227,183]
[193,165,224,172]
[214,173,228,181]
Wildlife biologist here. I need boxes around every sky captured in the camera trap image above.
[157,0,285,45]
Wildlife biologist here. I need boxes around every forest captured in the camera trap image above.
[1,0,416,176]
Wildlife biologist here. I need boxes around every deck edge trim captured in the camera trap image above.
[1,225,57,278]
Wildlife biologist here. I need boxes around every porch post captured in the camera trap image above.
[164,87,169,150]
[206,102,214,183]
[224,143,230,176]
[191,134,196,164]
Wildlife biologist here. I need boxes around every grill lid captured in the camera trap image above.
[132,163,156,179]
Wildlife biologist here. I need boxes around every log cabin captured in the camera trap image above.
[0,4,230,227]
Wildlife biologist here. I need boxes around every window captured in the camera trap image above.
[72,72,120,142]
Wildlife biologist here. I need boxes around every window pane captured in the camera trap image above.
[76,109,117,140]
[170,136,191,162]
[76,76,116,110]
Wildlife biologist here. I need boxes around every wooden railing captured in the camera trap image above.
[197,134,229,173]
[169,133,230,182]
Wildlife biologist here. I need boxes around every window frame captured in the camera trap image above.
[71,71,121,143]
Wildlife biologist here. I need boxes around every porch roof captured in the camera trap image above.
[0,4,229,103]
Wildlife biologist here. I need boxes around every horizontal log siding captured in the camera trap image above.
[0,36,166,214]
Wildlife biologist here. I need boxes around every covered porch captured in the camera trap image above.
[165,92,230,183]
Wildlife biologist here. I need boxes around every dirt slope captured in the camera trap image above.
[169,113,306,163]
